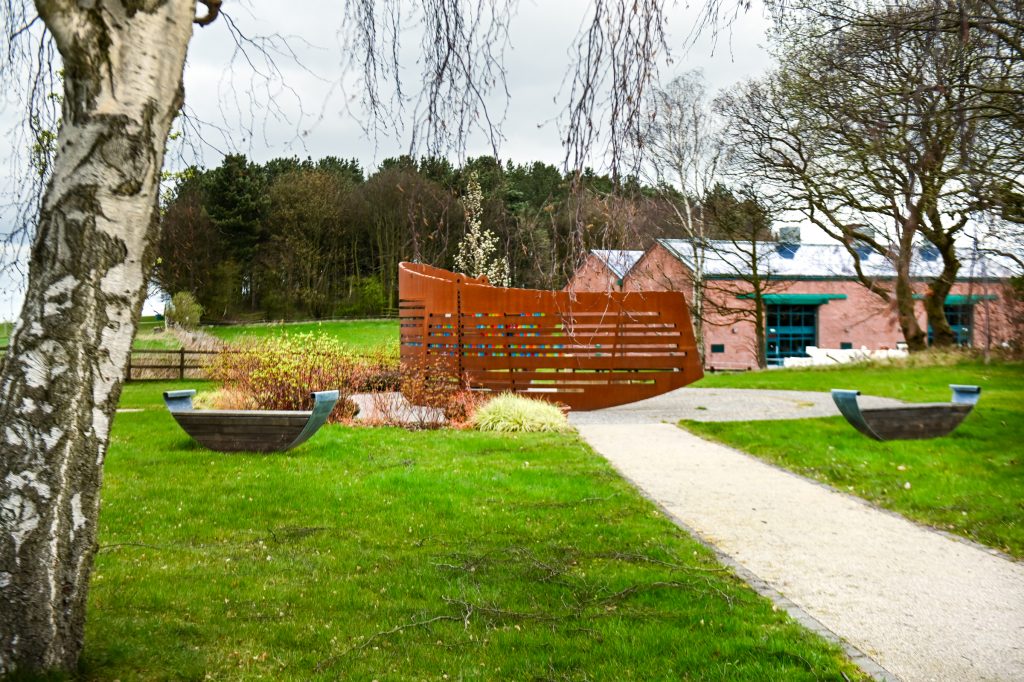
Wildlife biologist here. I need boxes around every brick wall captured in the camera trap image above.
[585,243,1018,369]
[563,254,622,293]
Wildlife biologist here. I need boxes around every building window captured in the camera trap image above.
[766,304,817,365]
[928,304,973,347]
[840,342,853,350]
[711,344,725,354]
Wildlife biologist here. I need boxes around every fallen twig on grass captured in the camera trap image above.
[314,604,474,672]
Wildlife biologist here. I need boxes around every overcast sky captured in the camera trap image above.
[0,0,776,322]
[173,0,775,169]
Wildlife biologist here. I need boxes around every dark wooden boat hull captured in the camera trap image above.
[399,262,703,411]
[832,385,980,441]
[163,390,339,452]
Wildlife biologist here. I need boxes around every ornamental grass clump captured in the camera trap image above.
[471,393,572,433]
[210,333,359,422]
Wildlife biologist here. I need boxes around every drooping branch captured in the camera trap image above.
[0,1,62,279]
[340,0,515,159]
[563,0,670,185]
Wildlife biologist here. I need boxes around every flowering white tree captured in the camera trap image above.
[454,173,510,286]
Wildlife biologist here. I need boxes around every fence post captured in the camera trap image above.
[127,352,132,382]
[179,348,186,380]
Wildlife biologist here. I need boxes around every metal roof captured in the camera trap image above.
[656,239,1019,280]
[591,249,645,279]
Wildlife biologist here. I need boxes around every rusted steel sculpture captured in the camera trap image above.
[831,385,981,441]
[163,389,339,452]
[399,262,703,410]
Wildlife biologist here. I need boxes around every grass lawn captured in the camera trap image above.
[205,318,398,351]
[126,317,399,352]
[0,320,11,346]
[81,381,865,680]
[132,317,181,350]
[687,359,1024,558]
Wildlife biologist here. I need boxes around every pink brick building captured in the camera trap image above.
[564,250,644,293]
[568,239,1019,370]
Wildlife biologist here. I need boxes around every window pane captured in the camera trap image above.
[765,304,817,364]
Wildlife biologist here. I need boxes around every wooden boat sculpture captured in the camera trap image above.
[831,385,981,441]
[399,262,703,410]
[163,389,339,452]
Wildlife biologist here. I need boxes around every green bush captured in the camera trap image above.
[471,393,572,433]
[166,291,203,330]
[336,276,387,317]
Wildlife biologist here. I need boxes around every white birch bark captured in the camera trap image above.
[0,0,196,673]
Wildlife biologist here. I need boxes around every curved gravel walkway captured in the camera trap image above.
[577,423,1024,681]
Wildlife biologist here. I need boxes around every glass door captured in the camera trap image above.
[766,304,818,366]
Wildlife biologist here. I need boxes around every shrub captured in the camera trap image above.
[345,276,387,317]
[400,355,463,410]
[471,393,572,433]
[442,389,491,427]
[192,386,257,410]
[210,333,360,422]
[350,345,402,392]
[166,291,203,330]
[371,354,491,429]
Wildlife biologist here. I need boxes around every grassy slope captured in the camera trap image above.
[687,360,1024,557]
[132,317,181,350]
[127,318,399,351]
[82,381,864,681]
[206,319,398,351]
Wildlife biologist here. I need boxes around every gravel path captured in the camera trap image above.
[569,386,905,425]
[577,423,1024,682]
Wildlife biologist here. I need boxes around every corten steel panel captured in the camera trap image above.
[399,262,703,410]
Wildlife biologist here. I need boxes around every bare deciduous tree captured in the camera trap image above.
[718,0,1022,350]
[0,1,738,674]
[0,0,198,672]
[699,187,779,369]
[643,70,724,363]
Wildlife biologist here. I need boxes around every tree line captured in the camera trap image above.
[155,153,762,321]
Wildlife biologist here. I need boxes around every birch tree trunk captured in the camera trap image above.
[0,0,195,673]
[675,194,707,367]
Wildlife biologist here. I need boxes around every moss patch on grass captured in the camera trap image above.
[82,382,865,680]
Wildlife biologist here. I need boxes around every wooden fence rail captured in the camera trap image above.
[1,346,391,382]
[126,348,219,381]
[398,262,703,411]
[0,347,217,381]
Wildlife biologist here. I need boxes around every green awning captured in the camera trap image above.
[737,293,847,305]
[912,294,998,304]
